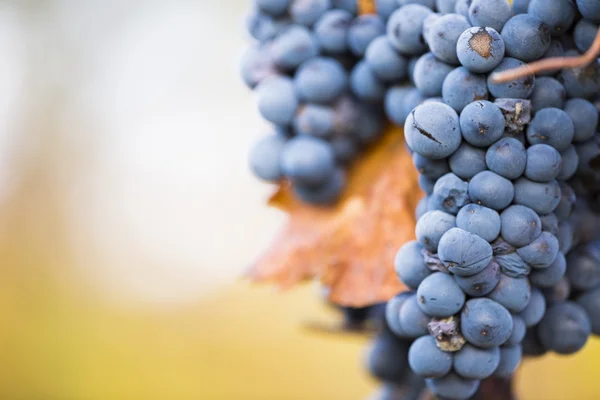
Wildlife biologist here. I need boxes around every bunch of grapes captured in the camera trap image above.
[382,0,600,398]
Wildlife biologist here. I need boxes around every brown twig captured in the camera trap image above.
[490,28,600,83]
[358,0,376,15]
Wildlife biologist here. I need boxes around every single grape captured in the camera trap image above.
[294,168,346,204]
[428,173,470,215]
[485,137,527,180]
[506,315,526,346]
[566,247,600,291]
[453,344,500,380]
[422,13,442,46]
[416,210,457,252]
[408,335,453,378]
[494,345,522,378]
[294,104,334,137]
[400,294,433,337]
[271,25,319,70]
[519,288,546,328]
[405,102,462,160]
[456,27,505,73]
[416,196,430,219]
[249,134,286,182]
[488,58,535,99]
[414,52,454,97]
[427,14,471,65]
[436,0,457,13]
[488,273,532,313]
[350,61,386,102]
[295,57,348,103]
[468,0,512,32]
[513,178,561,215]
[289,0,331,27]
[557,145,579,181]
[512,0,531,14]
[577,287,600,335]
[525,144,563,183]
[540,213,559,236]
[554,182,575,221]
[501,14,551,62]
[247,10,289,42]
[438,227,494,276]
[417,272,466,317]
[454,0,472,17]
[386,292,413,336]
[365,36,408,82]
[240,45,279,89]
[413,154,450,180]
[449,143,487,180]
[528,0,576,37]
[574,19,599,53]
[257,0,290,16]
[442,67,489,113]
[257,75,299,125]
[459,100,505,148]
[426,373,480,400]
[461,298,513,348]
[386,5,433,55]
[537,302,591,355]
[376,0,400,20]
[395,241,432,290]
[496,252,531,278]
[527,107,575,152]
[529,77,566,113]
[280,136,335,186]
[577,0,600,24]
[367,327,411,383]
[314,9,353,54]
[385,86,426,125]
[419,175,435,194]
[454,259,501,297]
[456,204,501,243]
[529,252,567,288]
[517,232,559,269]
[468,171,515,211]
[348,14,386,56]
[557,221,574,255]
[564,98,598,143]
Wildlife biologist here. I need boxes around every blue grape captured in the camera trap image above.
[413,154,450,180]
[530,252,566,288]
[330,137,358,164]
[408,335,453,378]
[247,10,289,42]
[496,252,531,278]
[257,76,299,125]
[525,144,563,183]
[426,373,480,400]
[513,178,561,215]
[518,231,559,268]
[348,14,386,56]
[417,272,466,317]
[294,104,334,137]
[564,98,598,143]
[537,39,565,77]
[494,345,522,378]
[554,182,575,221]
[526,108,575,152]
[460,100,505,148]
[529,77,566,113]
[289,0,331,26]
[457,27,505,73]
[488,58,535,99]
[314,10,353,54]
[575,138,600,173]
[558,221,574,254]
[395,241,432,290]
[468,0,512,32]
[416,196,430,219]
[557,145,579,180]
[249,134,286,182]
[528,0,577,37]
[350,61,386,102]
[574,19,598,53]
[422,13,442,45]
[537,302,591,354]
[413,53,454,97]
[405,102,462,160]
[557,50,600,99]
[454,0,472,16]
[453,344,500,380]
[501,14,551,62]
[566,247,600,291]
[294,168,346,204]
[332,0,357,14]
[427,14,471,65]
[461,298,513,348]
[454,259,501,297]
[386,5,433,55]
[438,227,494,276]
[456,204,501,243]
[485,138,527,180]
[449,143,487,180]
[577,0,600,24]
[367,327,411,383]
[365,36,408,82]
[280,136,334,186]
[272,25,319,70]
[376,0,400,20]
[519,288,546,327]
[386,292,412,336]
[416,210,456,252]
[257,0,290,16]
[577,287,600,335]
[540,213,559,236]
[468,171,515,211]
[240,45,279,88]
[354,104,385,144]
[436,0,457,13]
[442,67,489,113]
[385,86,426,125]
[488,273,532,313]
[512,0,531,14]
[428,173,470,215]
[400,294,432,337]
[506,315,526,346]
[419,175,436,194]
[399,0,436,7]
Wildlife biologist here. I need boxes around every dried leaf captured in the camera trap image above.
[248,126,422,307]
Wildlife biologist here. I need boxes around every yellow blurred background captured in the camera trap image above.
[0,0,598,399]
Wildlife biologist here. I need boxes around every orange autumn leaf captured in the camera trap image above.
[248,126,422,307]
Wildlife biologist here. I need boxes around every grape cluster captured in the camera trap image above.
[243,0,419,205]
[382,0,600,399]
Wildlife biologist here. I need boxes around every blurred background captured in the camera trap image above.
[0,0,598,398]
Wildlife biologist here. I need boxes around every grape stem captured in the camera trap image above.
[358,0,376,15]
[490,27,600,83]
